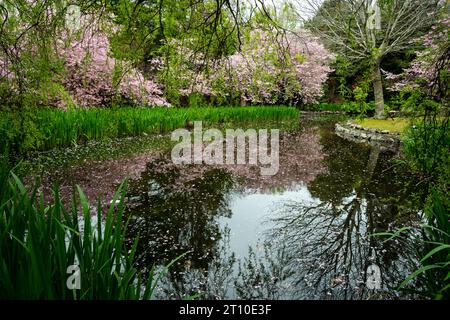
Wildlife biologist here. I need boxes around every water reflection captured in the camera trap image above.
[125,117,424,299]
[125,158,237,298]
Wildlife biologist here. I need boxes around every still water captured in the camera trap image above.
[124,116,424,300]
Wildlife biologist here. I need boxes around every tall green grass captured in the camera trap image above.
[374,190,450,299]
[402,190,450,299]
[402,119,450,179]
[0,106,299,152]
[0,164,180,299]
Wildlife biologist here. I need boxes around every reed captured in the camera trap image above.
[0,168,179,299]
[374,190,450,299]
[0,106,299,152]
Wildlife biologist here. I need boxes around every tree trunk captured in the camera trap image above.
[366,145,380,181]
[373,60,385,119]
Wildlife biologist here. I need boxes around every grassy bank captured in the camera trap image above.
[0,106,299,153]
[353,118,411,134]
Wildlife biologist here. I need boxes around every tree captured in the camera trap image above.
[300,0,440,118]
[59,13,170,107]
[0,1,171,109]
[385,13,449,179]
[385,14,449,100]
[165,28,335,106]
[0,0,71,150]
[211,29,335,105]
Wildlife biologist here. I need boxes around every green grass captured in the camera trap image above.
[0,157,182,299]
[0,106,299,153]
[374,190,450,299]
[353,118,411,133]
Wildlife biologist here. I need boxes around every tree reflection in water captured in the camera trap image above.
[257,126,425,299]
[125,157,236,299]
[124,119,425,299]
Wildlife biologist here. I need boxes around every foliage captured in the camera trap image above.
[163,27,335,106]
[0,169,183,299]
[384,14,450,98]
[0,1,337,109]
[416,190,450,300]
[306,0,441,117]
[0,1,170,110]
[402,118,450,179]
[0,106,299,153]
[329,55,371,101]
[375,190,450,299]
[341,101,376,115]
[397,12,450,182]
[59,14,169,108]
[303,102,345,112]
[0,0,66,108]
[381,10,450,300]
[210,29,335,105]
[303,101,376,114]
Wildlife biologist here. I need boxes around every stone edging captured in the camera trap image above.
[335,121,401,149]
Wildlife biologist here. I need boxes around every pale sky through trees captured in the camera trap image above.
[258,0,323,19]
[239,0,323,25]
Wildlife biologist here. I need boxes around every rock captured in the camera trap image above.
[334,121,400,151]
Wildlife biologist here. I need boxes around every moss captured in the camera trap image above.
[353,118,411,133]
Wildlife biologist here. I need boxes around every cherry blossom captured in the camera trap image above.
[58,15,170,108]
[384,15,449,95]
[167,29,335,105]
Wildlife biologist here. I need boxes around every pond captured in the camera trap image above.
[121,115,425,300]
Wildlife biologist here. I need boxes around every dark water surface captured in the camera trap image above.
[124,116,425,300]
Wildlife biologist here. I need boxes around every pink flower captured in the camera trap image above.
[58,15,169,107]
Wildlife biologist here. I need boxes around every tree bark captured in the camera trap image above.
[373,60,385,119]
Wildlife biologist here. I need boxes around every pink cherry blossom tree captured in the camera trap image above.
[58,14,170,108]
[384,15,449,100]
[169,28,335,105]
[0,3,169,109]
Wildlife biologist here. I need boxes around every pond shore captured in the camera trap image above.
[335,121,401,151]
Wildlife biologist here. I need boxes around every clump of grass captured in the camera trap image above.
[374,190,450,300]
[353,118,411,133]
[0,106,299,153]
[0,170,180,299]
